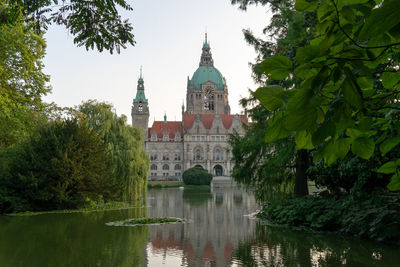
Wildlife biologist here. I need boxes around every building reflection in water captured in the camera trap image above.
[145,187,257,266]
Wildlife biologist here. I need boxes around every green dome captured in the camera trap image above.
[190,66,226,91]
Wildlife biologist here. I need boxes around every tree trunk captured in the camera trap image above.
[294,149,309,196]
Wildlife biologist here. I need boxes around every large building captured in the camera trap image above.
[131,35,247,180]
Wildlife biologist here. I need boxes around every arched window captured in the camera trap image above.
[193,146,203,161]
[150,154,158,160]
[162,164,169,170]
[151,164,157,170]
[214,147,223,161]
[174,164,181,170]
[163,153,169,161]
[138,101,143,112]
[174,153,181,161]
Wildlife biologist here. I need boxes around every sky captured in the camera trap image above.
[43,0,271,126]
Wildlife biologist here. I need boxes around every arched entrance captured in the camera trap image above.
[213,165,223,176]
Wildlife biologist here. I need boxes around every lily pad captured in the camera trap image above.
[106,217,185,226]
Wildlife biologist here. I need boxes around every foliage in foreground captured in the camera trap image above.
[0,119,115,213]
[259,194,400,245]
[79,100,149,202]
[1,0,135,54]
[182,166,213,186]
[252,0,400,190]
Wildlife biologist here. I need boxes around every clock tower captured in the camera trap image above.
[186,34,230,115]
[131,67,149,137]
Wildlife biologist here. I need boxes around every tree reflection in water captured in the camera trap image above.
[233,222,400,267]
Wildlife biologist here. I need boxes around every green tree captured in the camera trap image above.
[182,166,213,185]
[0,4,50,147]
[78,100,149,201]
[252,0,400,191]
[0,119,114,213]
[229,93,295,202]
[231,0,315,196]
[1,0,134,53]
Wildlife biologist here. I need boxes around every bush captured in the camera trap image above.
[0,119,117,213]
[182,166,212,185]
[259,193,400,245]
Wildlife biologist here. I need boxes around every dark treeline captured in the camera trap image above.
[0,3,148,214]
[229,0,400,244]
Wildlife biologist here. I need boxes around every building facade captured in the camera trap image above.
[131,35,246,180]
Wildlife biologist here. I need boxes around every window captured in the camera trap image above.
[175,172,181,177]
[214,147,223,161]
[162,153,169,161]
[151,164,157,170]
[151,132,157,141]
[216,126,219,134]
[196,126,200,134]
[174,154,181,161]
[174,164,181,170]
[193,147,203,161]
[201,136,205,141]
[163,132,169,141]
[174,132,181,141]
[162,164,169,170]
[150,154,158,160]
[138,101,143,112]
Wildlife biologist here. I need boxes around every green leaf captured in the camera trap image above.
[265,112,291,143]
[296,45,321,64]
[351,136,375,159]
[257,56,292,80]
[285,107,317,131]
[254,86,285,111]
[295,0,318,12]
[388,173,400,191]
[359,0,400,40]
[335,138,351,159]
[342,77,363,109]
[380,137,400,156]
[337,0,368,10]
[382,72,400,89]
[312,120,335,146]
[377,161,397,174]
[295,130,314,150]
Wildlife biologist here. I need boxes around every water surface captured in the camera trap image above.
[0,186,398,266]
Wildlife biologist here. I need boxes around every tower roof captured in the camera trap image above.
[133,67,148,103]
[190,66,226,91]
[189,35,226,91]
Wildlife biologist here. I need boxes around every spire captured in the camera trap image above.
[200,33,213,67]
[133,67,147,103]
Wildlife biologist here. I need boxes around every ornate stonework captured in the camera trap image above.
[132,36,246,180]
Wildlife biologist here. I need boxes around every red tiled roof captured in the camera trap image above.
[200,114,215,129]
[148,121,182,140]
[183,113,248,131]
[183,114,195,131]
[220,114,233,129]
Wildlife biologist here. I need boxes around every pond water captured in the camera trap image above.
[0,186,399,266]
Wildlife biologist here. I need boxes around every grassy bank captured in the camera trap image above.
[258,193,400,245]
[7,201,142,216]
[147,180,184,189]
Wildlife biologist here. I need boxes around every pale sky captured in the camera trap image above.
[43,0,271,126]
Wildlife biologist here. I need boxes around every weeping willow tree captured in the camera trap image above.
[79,100,149,202]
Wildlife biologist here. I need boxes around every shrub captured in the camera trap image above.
[0,119,117,213]
[182,167,212,185]
[259,193,400,245]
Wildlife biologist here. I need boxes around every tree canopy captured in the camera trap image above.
[1,0,135,53]
[250,0,400,191]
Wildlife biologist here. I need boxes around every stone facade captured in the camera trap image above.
[132,35,246,180]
